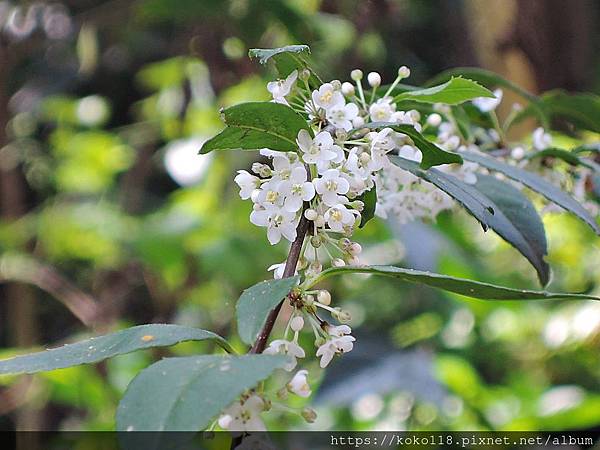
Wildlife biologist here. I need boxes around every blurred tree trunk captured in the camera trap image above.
[0,45,42,430]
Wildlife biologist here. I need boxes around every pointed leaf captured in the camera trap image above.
[0,324,232,375]
[474,175,550,285]
[389,156,494,231]
[461,151,600,234]
[313,265,600,301]
[236,276,300,345]
[395,77,494,105]
[116,354,288,432]
[200,102,309,154]
[362,123,463,169]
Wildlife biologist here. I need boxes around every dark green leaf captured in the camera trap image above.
[361,122,463,169]
[536,91,600,134]
[395,77,494,105]
[200,102,309,154]
[0,324,232,375]
[116,354,288,432]
[461,151,600,234]
[236,276,300,345]
[474,175,550,285]
[357,185,377,228]
[526,148,600,171]
[389,156,494,231]
[313,265,600,301]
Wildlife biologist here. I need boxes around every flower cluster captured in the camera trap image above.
[223,63,599,436]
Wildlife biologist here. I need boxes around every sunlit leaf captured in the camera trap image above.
[0,324,232,375]
[395,77,494,105]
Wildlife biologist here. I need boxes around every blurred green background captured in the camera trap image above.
[1,0,600,432]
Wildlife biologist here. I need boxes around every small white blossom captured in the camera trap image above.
[472,88,503,112]
[324,204,356,232]
[369,97,395,122]
[287,370,311,398]
[316,325,356,368]
[250,207,297,245]
[314,169,350,206]
[326,102,359,131]
[234,170,260,200]
[297,129,339,165]
[533,127,552,150]
[312,83,344,111]
[264,339,305,371]
[279,166,315,212]
[267,70,298,105]
[218,395,266,432]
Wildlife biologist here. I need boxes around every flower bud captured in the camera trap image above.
[331,80,342,90]
[426,113,442,127]
[290,315,304,332]
[367,71,381,88]
[317,290,331,306]
[409,110,421,122]
[301,407,318,423]
[350,69,363,81]
[511,146,525,160]
[359,152,371,165]
[310,235,322,248]
[304,209,318,221]
[398,65,411,79]
[352,116,365,128]
[349,242,362,255]
[315,215,325,228]
[337,309,352,323]
[307,261,322,276]
[345,255,360,266]
[299,69,311,82]
[341,82,355,96]
[332,258,346,267]
[304,294,315,306]
[335,128,348,141]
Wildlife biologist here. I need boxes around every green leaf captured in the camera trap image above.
[395,77,494,105]
[389,156,495,231]
[236,276,300,345]
[200,102,309,154]
[361,122,463,169]
[526,147,600,171]
[460,151,600,234]
[0,324,232,375]
[536,91,600,134]
[474,175,550,285]
[357,185,377,228]
[116,354,288,432]
[427,67,538,103]
[248,45,322,86]
[311,265,600,301]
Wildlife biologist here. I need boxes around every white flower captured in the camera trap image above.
[472,88,503,112]
[234,170,260,200]
[314,169,350,206]
[250,207,297,245]
[267,70,298,105]
[278,166,315,212]
[218,394,266,432]
[397,144,422,163]
[327,102,359,131]
[316,325,356,368]
[264,338,305,371]
[297,130,339,165]
[324,204,356,232]
[369,128,396,170]
[255,179,285,208]
[369,97,395,122]
[287,370,311,398]
[271,154,303,182]
[312,83,344,111]
[533,127,552,150]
